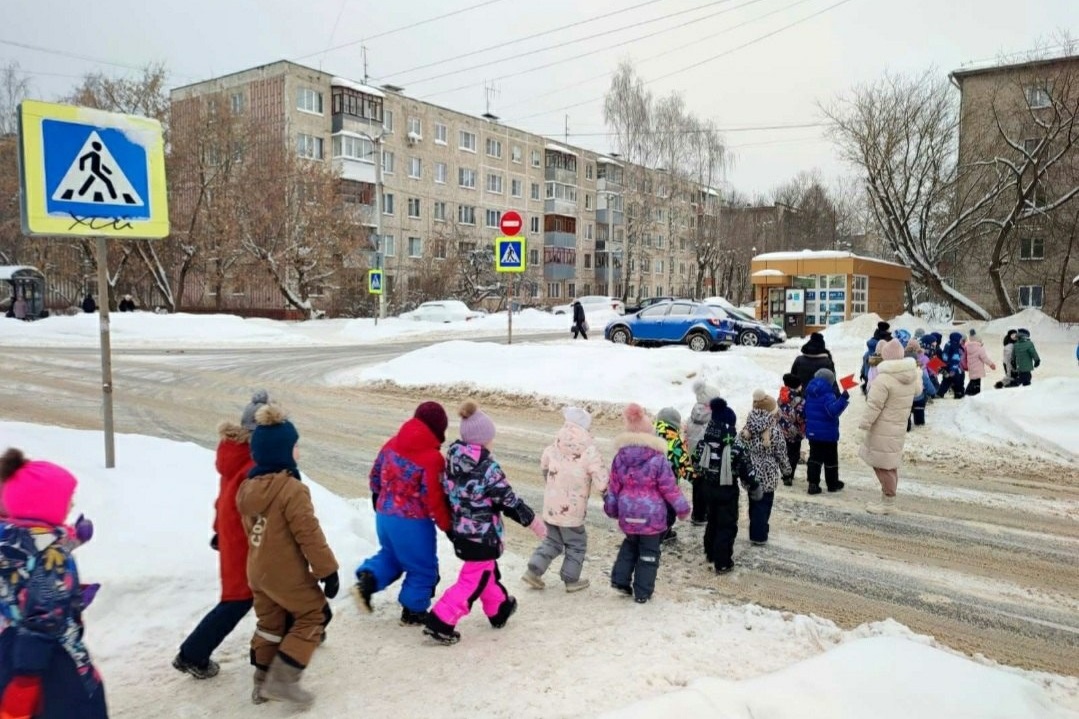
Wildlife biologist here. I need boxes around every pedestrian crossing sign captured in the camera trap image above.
[494,237,526,273]
[17,100,169,238]
[368,269,384,295]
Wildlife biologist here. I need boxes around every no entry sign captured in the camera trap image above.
[500,210,522,236]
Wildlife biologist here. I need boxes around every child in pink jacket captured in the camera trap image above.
[522,407,607,593]
[963,329,996,396]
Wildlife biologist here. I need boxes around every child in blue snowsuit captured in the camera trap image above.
[938,332,966,399]
[803,368,850,494]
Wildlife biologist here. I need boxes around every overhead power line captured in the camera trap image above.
[0,39,162,74]
[538,121,832,137]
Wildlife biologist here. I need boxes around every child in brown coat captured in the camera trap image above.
[236,404,338,707]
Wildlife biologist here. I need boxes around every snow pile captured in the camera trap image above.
[604,636,1078,719]
[342,340,781,418]
[982,309,1079,344]
[820,313,885,349]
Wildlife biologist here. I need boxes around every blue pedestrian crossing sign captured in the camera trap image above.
[368,269,384,295]
[18,100,169,239]
[495,237,526,273]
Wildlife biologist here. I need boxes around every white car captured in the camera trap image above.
[552,295,625,316]
[399,300,483,323]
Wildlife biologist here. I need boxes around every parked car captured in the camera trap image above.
[603,300,736,352]
[623,296,677,314]
[705,299,787,347]
[399,300,483,323]
[551,295,625,316]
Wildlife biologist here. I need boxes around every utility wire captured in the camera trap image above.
[536,121,831,137]
[0,38,173,75]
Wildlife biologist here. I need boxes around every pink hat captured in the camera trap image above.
[458,400,496,446]
[622,403,653,434]
[1,449,78,526]
[880,338,905,361]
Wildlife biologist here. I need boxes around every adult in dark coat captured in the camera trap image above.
[571,301,588,340]
[872,321,892,342]
[81,293,97,313]
[790,332,836,390]
[118,295,136,312]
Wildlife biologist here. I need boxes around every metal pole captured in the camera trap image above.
[96,236,115,468]
[373,134,386,325]
[507,279,513,345]
[606,194,613,296]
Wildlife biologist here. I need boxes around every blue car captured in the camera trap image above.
[604,300,737,352]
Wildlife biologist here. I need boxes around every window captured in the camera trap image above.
[486,173,503,194]
[568,283,576,298]
[511,179,523,197]
[435,162,447,184]
[639,305,667,318]
[332,135,373,162]
[383,109,394,133]
[382,150,395,174]
[531,183,541,200]
[408,157,422,178]
[1023,138,1040,156]
[408,237,423,258]
[531,149,541,167]
[641,258,651,272]
[1018,285,1044,308]
[668,303,693,317]
[485,209,502,228]
[486,137,503,158]
[530,217,540,233]
[655,285,663,296]
[435,123,447,144]
[547,283,562,299]
[434,239,448,260]
[458,205,476,225]
[852,275,868,316]
[434,201,447,221]
[529,249,539,265]
[296,133,323,159]
[545,182,577,203]
[585,194,593,211]
[655,260,664,274]
[1025,83,1051,109]
[1020,236,1045,260]
[407,197,421,218]
[459,168,476,189]
[408,116,422,138]
[584,254,592,269]
[382,235,396,258]
[459,130,477,152]
[586,163,594,180]
[230,92,244,114]
[382,193,395,215]
[512,145,522,163]
[586,223,593,240]
[297,88,323,114]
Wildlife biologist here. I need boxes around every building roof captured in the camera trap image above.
[330,77,385,98]
[171,59,325,93]
[752,249,909,269]
[545,142,577,157]
[951,53,1079,83]
[0,266,43,281]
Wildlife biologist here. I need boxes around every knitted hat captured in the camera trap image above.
[1017,328,1031,337]
[241,389,270,431]
[877,321,890,333]
[802,332,828,355]
[914,328,926,339]
[692,378,721,404]
[814,368,836,386]
[710,397,737,428]
[249,405,300,476]
[622,403,653,434]
[782,373,800,389]
[895,329,911,347]
[949,331,963,343]
[880,338,905,361]
[752,389,778,414]
[0,448,77,526]
[459,400,496,446]
[562,406,591,431]
[968,328,977,338]
[656,407,681,427]
[414,401,449,443]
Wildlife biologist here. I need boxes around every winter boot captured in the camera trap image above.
[807,484,822,496]
[489,597,518,629]
[715,564,733,575]
[251,668,268,705]
[520,570,546,590]
[564,578,590,593]
[353,570,376,613]
[611,583,633,597]
[260,656,314,707]
[661,528,678,544]
[172,653,219,680]
[422,614,461,645]
[866,494,896,515]
[399,607,428,627]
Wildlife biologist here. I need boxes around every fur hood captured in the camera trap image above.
[217,421,251,443]
[613,432,668,453]
[877,357,918,382]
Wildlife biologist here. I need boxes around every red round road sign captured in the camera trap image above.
[500,211,523,236]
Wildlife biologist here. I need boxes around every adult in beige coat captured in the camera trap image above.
[858,338,920,515]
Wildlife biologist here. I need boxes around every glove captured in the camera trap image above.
[320,571,340,599]
[80,583,101,609]
[1034,359,1041,368]
[74,514,94,544]
[0,675,42,719]
[749,484,764,502]
[370,492,379,511]
[210,533,219,551]
[528,517,547,539]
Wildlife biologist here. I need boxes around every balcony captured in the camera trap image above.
[332,113,382,135]
[545,167,578,185]
[334,158,376,184]
[545,198,577,216]
[596,208,624,226]
[597,177,623,194]
[544,231,577,249]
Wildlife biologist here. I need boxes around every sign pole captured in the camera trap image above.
[507,280,513,345]
[96,236,116,468]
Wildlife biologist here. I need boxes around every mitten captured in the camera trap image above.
[528,517,547,539]
[320,571,340,599]
[210,533,219,551]
[1034,359,1041,368]
[370,491,379,511]
[80,583,101,609]
[749,484,764,502]
[74,514,94,544]
[0,675,42,719]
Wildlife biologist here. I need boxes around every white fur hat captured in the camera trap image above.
[562,406,592,430]
[693,378,721,404]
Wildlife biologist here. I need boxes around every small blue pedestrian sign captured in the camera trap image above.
[368,269,384,295]
[495,237,526,273]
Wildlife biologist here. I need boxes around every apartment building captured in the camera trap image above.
[170,60,703,314]
[950,54,1079,321]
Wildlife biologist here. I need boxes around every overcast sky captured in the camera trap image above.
[5,0,1077,196]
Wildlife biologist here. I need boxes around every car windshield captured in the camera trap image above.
[710,303,756,322]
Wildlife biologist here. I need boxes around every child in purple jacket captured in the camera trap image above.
[605,404,690,604]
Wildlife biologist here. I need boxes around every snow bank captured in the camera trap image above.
[605,636,1078,719]
[342,340,781,419]
[982,308,1078,344]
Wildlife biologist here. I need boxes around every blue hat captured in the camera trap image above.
[249,404,300,478]
[709,397,737,428]
[895,329,911,347]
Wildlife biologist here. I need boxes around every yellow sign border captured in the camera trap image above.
[494,236,527,273]
[18,99,169,239]
[368,269,384,295]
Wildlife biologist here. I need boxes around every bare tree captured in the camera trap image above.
[0,62,31,136]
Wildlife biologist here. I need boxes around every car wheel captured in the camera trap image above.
[687,333,710,352]
[739,330,760,347]
[610,327,632,345]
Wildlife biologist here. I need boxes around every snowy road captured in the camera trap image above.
[1,339,1077,678]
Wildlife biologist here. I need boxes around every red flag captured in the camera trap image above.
[839,374,858,391]
[927,356,945,374]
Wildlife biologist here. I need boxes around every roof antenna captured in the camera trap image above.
[482,80,501,122]
[362,44,369,84]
